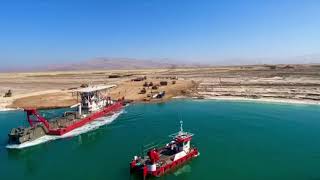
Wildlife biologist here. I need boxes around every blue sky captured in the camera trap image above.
[0,0,319,66]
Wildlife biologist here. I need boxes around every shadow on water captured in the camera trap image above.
[3,126,115,178]
[5,144,50,177]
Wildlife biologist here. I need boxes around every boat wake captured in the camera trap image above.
[173,165,192,176]
[6,110,123,149]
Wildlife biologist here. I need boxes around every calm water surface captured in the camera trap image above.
[0,100,320,180]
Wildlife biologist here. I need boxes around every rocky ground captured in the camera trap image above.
[157,64,320,104]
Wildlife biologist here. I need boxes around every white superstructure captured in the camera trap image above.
[76,85,117,113]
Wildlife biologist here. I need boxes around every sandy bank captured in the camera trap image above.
[0,90,64,110]
[3,79,195,110]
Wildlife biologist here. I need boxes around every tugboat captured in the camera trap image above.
[130,121,199,178]
[7,85,125,147]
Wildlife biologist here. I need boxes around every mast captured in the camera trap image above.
[179,120,183,133]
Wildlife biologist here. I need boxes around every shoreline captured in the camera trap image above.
[0,89,63,109]
[1,96,319,112]
[0,108,22,112]
[173,95,320,106]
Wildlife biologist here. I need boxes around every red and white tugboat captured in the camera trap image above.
[7,85,125,148]
[130,121,199,178]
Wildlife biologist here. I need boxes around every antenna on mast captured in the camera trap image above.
[180,120,183,133]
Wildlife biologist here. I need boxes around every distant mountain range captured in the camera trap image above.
[212,54,320,66]
[1,54,319,72]
[0,58,205,72]
[45,58,202,71]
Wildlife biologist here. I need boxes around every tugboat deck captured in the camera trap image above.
[130,121,199,178]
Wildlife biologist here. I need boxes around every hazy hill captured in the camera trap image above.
[69,54,319,70]
[45,58,188,71]
[1,58,203,72]
[1,54,319,72]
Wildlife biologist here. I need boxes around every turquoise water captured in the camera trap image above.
[1,100,320,180]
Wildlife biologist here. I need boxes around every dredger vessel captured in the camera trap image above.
[8,85,124,146]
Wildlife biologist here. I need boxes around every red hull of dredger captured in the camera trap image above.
[48,101,123,136]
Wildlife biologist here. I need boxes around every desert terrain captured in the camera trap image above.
[1,64,320,109]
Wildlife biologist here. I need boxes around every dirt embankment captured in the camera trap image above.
[108,79,196,102]
[5,78,195,109]
[7,92,78,109]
